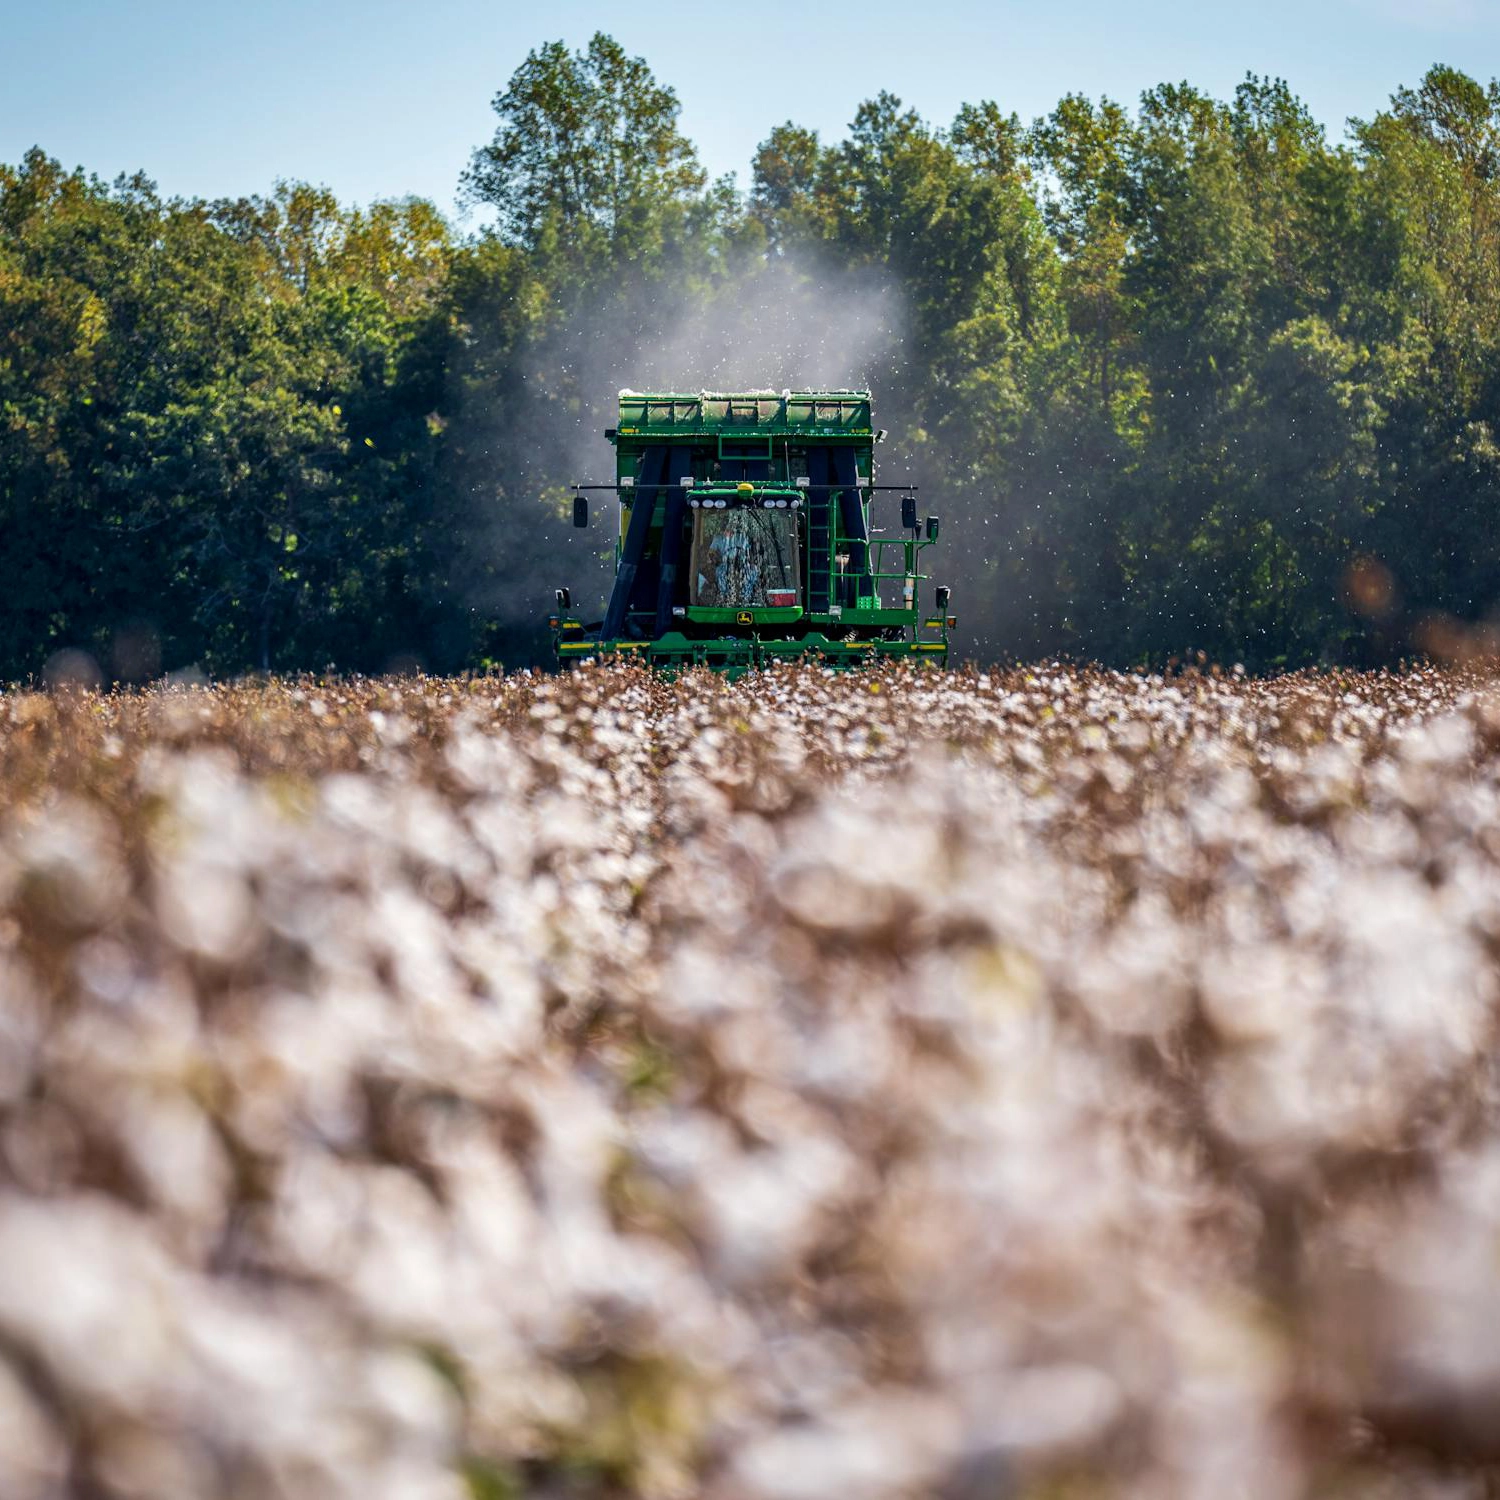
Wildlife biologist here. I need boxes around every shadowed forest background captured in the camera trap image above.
[5,37,1499,678]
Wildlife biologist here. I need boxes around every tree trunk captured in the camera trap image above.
[258,588,273,673]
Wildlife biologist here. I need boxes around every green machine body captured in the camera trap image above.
[552,390,953,676]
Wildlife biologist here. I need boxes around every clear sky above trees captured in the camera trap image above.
[3,0,1495,211]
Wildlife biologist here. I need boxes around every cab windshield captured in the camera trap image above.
[690,507,800,608]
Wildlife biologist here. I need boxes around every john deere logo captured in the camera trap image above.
[736,610,754,625]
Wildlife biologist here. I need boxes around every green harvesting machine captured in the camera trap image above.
[551,390,953,673]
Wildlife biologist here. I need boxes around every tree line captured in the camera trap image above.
[4,36,1499,678]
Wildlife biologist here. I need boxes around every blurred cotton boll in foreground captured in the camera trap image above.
[1,663,1500,1496]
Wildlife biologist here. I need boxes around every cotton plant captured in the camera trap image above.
[1,664,1500,1497]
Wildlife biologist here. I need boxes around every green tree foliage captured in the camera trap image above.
[461,32,705,267]
[0,151,453,675]
[4,49,1500,679]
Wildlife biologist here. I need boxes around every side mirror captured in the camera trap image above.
[556,587,572,610]
[925,515,940,542]
[572,494,589,528]
[935,585,951,611]
[900,495,918,531]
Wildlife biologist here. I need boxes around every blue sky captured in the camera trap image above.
[5,0,1496,218]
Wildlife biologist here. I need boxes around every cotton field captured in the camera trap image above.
[4,662,1500,1499]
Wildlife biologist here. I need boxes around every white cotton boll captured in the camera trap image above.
[1398,712,1475,770]
[973,1363,1125,1456]
[113,1087,230,1243]
[1310,1149,1500,1458]
[698,1134,862,1284]
[443,1135,545,1285]
[726,1392,959,1500]
[354,1460,469,1500]
[342,1167,457,1337]
[389,786,490,890]
[1198,941,1318,1043]
[90,1422,221,1500]
[369,710,414,747]
[173,1290,387,1470]
[364,1347,464,1455]
[0,1195,181,1408]
[72,933,139,1006]
[0,1359,66,1500]
[1338,806,1422,867]
[760,1330,867,1410]
[0,958,45,1105]
[155,861,258,962]
[167,747,244,826]
[271,1147,370,1280]
[322,769,390,837]
[1279,741,1363,818]
[12,798,129,929]
[1070,892,1192,1036]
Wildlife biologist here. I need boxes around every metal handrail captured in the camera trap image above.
[569,483,920,493]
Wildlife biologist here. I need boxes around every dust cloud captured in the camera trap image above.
[456,254,908,636]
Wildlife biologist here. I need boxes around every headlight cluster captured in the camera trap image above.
[686,496,802,510]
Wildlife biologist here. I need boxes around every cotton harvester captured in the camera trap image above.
[551,390,953,673]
